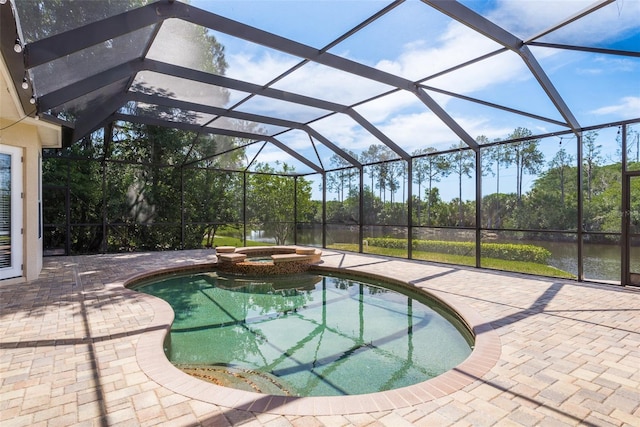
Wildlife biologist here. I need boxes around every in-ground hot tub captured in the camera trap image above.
[215,245,322,275]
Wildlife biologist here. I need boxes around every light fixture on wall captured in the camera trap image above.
[14,38,22,53]
[0,0,8,5]
[21,75,29,90]
[29,96,36,105]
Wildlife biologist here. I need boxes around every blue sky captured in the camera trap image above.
[174,0,639,200]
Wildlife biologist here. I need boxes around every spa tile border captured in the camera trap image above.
[126,262,501,416]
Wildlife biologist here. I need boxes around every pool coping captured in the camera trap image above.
[123,262,501,416]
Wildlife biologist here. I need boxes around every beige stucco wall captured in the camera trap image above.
[1,122,49,282]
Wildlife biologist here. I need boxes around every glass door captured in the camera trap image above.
[0,145,23,280]
[624,174,640,286]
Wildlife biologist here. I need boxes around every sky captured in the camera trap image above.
[143,0,640,200]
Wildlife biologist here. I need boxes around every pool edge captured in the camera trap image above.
[127,261,501,416]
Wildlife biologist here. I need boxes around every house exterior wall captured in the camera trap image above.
[1,124,46,283]
[2,49,61,283]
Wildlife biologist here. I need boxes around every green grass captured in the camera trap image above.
[327,243,576,279]
[208,238,575,279]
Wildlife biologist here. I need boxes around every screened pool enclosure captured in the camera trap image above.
[2,0,639,285]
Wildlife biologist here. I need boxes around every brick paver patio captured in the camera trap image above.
[1,250,639,426]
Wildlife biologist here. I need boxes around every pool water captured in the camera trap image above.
[135,271,473,397]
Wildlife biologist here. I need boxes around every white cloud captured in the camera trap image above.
[310,113,378,152]
[489,0,640,44]
[271,62,394,106]
[215,0,637,162]
[456,117,514,143]
[375,111,515,153]
[592,57,637,74]
[590,96,640,116]
[237,95,328,123]
[378,23,523,87]
[226,51,299,85]
[276,130,315,152]
[576,67,604,76]
[378,111,458,152]
[489,1,594,39]
[355,91,425,124]
[223,6,532,116]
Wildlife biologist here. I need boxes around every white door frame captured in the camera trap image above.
[0,145,23,280]
[623,172,640,286]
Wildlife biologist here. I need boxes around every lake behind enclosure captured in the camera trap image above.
[536,240,638,283]
[254,229,637,283]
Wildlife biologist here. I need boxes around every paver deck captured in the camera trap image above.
[1,250,639,426]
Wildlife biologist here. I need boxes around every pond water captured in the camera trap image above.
[534,240,638,283]
[134,271,473,397]
[249,229,638,283]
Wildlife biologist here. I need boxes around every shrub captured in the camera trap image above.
[481,243,550,264]
[365,237,551,264]
[366,237,408,250]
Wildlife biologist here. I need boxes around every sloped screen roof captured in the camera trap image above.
[2,0,639,174]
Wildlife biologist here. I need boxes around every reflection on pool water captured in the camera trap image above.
[134,271,473,397]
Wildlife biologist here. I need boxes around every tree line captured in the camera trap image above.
[43,124,638,254]
[42,130,319,253]
[325,127,639,238]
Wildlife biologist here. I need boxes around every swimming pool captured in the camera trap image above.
[134,271,473,397]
